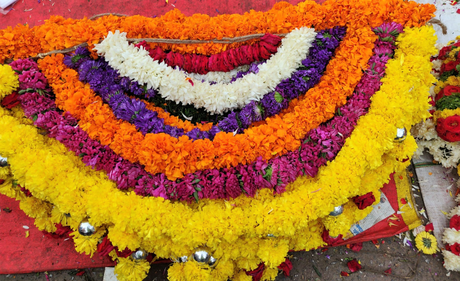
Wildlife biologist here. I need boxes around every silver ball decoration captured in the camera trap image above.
[174,256,188,263]
[78,220,96,236]
[131,249,148,260]
[0,156,8,167]
[329,205,344,216]
[394,128,407,142]
[267,234,276,238]
[208,256,217,267]
[193,250,210,264]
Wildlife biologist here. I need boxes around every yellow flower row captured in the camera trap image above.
[0,25,436,281]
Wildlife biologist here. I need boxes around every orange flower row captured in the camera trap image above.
[38,26,376,180]
[1,0,434,62]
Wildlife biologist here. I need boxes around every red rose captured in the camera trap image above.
[348,242,363,252]
[352,192,376,210]
[277,258,293,277]
[450,215,460,230]
[245,263,265,281]
[436,85,460,102]
[446,243,460,256]
[441,61,458,73]
[436,117,460,142]
[347,259,362,273]
[1,92,20,109]
[438,46,452,59]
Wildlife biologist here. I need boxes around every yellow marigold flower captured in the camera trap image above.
[415,231,438,255]
[0,64,19,99]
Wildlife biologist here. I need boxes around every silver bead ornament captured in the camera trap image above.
[267,234,276,238]
[394,128,407,142]
[208,256,217,267]
[78,220,96,236]
[193,250,210,264]
[329,205,344,216]
[0,156,8,167]
[131,249,148,260]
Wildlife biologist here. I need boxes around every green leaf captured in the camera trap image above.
[389,30,399,37]
[79,143,84,148]
[195,185,202,192]
[78,153,87,157]
[274,92,284,103]
[71,54,86,64]
[193,179,200,184]
[32,115,38,121]
[263,165,273,181]
[380,36,393,42]
[336,108,342,116]
[456,64,460,72]
[302,76,310,82]
[436,93,460,111]
[193,191,199,203]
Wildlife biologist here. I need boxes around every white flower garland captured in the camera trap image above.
[94,28,317,114]
[186,64,251,84]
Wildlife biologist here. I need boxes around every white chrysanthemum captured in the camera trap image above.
[449,206,460,218]
[187,65,250,84]
[443,250,460,271]
[94,28,317,114]
[443,228,460,245]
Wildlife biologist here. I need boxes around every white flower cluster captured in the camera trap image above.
[94,28,317,114]
[186,65,250,84]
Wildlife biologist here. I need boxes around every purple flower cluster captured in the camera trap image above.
[11,22,403,202]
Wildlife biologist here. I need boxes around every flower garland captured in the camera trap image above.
[94,28,317,114]
[0,0,435,62]
[443,199,460,271]
[135,33,281,75]
[0,22,436,281]
[40,26,377,180]
[69,27,345,137]
[7,24,396,202]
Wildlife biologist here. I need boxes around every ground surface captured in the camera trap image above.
[1,238,460,281]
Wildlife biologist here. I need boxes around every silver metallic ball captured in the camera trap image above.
[208,256,217,267]
[131,249,148,260]
[193,250,210,264]
[329,205,344,216]
[78,220,96,236]
[175,256,188,263]
[0,156,8,167]
[394,128,407,142]
[267,234,276,238]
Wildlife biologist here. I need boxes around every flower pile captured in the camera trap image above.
[0,0,438,281]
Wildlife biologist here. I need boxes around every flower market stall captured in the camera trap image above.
[0,0,444,280]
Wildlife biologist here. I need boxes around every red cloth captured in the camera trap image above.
[0,195,115,274]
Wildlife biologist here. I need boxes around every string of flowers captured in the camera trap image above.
[134,33,281,75]
[0,0,435,63]
[68,27,346,137]
[0,25,436,281]
[94,28,317,114]
[39,26,377,180]
[6,23,396,201]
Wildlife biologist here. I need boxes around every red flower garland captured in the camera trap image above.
[135,34,281,75]
[435,85,460,102]
[436,115,460,142]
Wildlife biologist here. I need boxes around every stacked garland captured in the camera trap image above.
[0,0,438,281]
[413,37,460,271]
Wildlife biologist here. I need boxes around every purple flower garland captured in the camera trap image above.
[11,22,402,202]
[64,27,346,140]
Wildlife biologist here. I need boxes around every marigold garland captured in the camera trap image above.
[39,26,377,180]
[0,24,436,281]
[0,0,435,63]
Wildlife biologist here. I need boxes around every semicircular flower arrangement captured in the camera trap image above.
[0,0,438,280]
